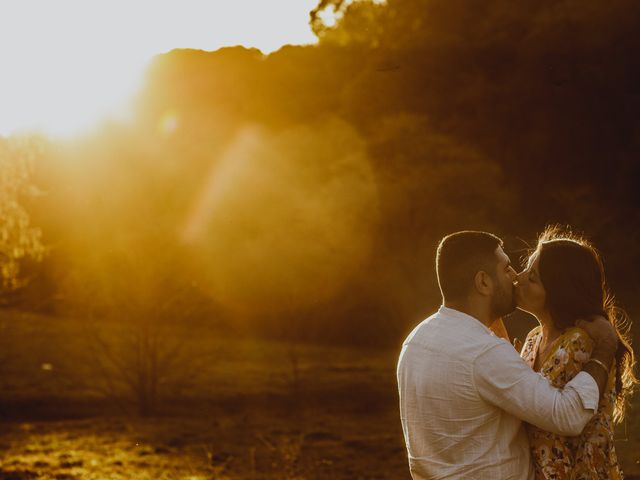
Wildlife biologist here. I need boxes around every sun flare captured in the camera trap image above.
[0,0,318,138]
[0,51,146,138]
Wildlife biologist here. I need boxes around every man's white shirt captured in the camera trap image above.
[397,306,599,480]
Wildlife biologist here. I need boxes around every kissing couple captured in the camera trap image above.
[397,227,636,479]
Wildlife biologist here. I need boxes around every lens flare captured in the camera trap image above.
[182,120,380,314]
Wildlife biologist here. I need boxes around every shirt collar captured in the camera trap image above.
[438,305,495,336]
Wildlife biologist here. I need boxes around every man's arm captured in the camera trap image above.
[474,340,599,436]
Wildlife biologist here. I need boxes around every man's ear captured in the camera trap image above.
[473,270,493,296]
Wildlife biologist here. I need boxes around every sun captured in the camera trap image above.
[0,0,319,138]
[0,2,153,137]
[0,50,146,138]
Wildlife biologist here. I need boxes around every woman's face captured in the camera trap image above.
[516,249,547,316]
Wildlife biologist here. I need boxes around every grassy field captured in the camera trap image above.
[0,310,638,479]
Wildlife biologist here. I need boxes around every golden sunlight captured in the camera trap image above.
[182,120,379,313]
[0,0,318,137]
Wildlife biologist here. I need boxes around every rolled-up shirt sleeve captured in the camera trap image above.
[474,340,599,436]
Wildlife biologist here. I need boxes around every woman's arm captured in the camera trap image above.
[576,317,618,401]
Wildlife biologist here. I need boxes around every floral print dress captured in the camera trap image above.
[520,326,622,480]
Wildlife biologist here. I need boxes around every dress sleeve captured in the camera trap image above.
[562,328,594,368]
[520,326,541,359]
[541,328,594,387]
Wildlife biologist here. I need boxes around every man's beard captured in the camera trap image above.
[490,280,517,318]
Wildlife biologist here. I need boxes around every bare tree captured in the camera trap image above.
[63,238,216,416]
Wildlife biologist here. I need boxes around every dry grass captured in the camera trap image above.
[0,409,407,479]
[0,309,638,479]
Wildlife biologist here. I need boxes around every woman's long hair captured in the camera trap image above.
[534,225,637,423]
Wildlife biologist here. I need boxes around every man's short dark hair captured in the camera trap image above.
[436,231,503,302]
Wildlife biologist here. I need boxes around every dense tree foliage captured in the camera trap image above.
[0,138,44,297]
[15,0,640,344]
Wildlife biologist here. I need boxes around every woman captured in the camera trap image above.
[516,226,637,480]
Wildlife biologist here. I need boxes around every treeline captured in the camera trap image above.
[13,0,640,345]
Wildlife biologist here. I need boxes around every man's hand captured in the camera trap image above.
[576,315,618,348]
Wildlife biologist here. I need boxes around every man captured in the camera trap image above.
[397,231,618,479]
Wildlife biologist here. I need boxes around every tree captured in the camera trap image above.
[0,136,45,375]
[60,234,219,416]
[0,136,45,295]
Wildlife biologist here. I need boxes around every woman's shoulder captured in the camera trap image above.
[561,326,592,342]
[560,326,594,353]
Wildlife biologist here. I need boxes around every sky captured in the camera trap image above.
[0,0,319,136]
